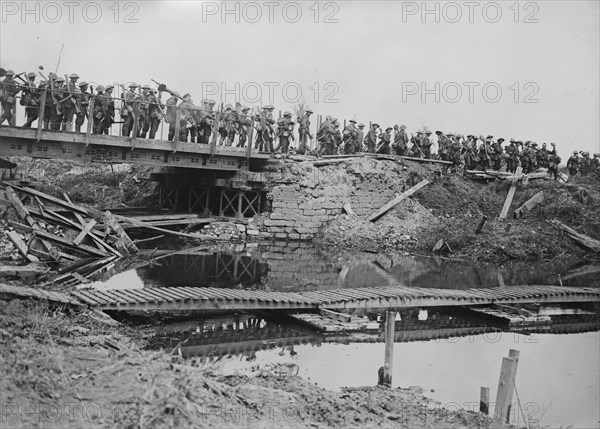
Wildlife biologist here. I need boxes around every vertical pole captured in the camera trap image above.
[494,349,520,425]
[174,107,181,144]
[211,109,220,156]
[246,117,254,159]
[219,189,224,217]
[36,89,47,142]
[236,190,243,219]
[381,310,396,387]
[480,387,490,415]
[85,96,95,144]
[204,188,210,216]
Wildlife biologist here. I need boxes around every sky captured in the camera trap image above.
[1,0,599,160]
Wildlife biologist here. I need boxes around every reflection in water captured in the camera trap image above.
[92,241,600,292]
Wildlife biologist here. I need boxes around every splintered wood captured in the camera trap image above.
[2,184,139,267]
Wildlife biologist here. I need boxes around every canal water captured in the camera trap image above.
[88,241,600,428]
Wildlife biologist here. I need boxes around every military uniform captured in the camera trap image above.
[237,107,251,147]
[592,154,600,170]
[342,120,358,154]
[177,94,196,142]
[377,128,392,154]
[421,132,433,159]
[144,90,162,139]
[219,105,236,146]
[548,153,561,181]
[275,112,294,153]
[355,125,365,153]
[92,86,108,134]
[165,93,179,141]
[121,83,138,137]
[580,152,591,175]
[567,152,579,177]
[61,74,80,131]
[103,85,115,135]
[21,73,40,128]
[365,124,379,153]
[75,82,90,133]
[537,144,549,168]
[0,70,20,126]
[492,139,504,171]
[40,80,53,129]
[255,106,275,152]
[49,76,65,130]
[297,109,313,154]
[505,141,519,173]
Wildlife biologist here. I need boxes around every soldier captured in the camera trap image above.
[144,89,162,140]
[520,142,532,173]
[178,93,197,142]
[377,127,392,154]
[393,125,409,156]
[103,85,115,135]
[492,138,504,170]
[505,139,519,173]
[436,130,448,160]
[219,104,237,145]
[355,123,365,153]
[136,85,152,138]
[537,143,550,168]
[275,111,295,153]
[410,131,424,157]
[49,76,65,130]
[580,152,591,175]
[365,123,379,153]
[463,135,477,170]
[60,73,80,131]
[92,86,108,134]
[548,152,561,181]
[593,154,600,170]
[164,91,179,141]
[121,83,138,137]
[237,106,252,147]
[254,106,272,151]
[567,151,579,177]
[342,119,358,154]
[21,72,40,128]
[74,81,90,133]
[297,107,313,154]
[421,130,433,159]
[548,142,557,156]
[448,135,463,171]
[0,70,21,126]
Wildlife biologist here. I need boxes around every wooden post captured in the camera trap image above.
[494,349,520,425]
[173,107,181,145]
[85,96,95,146]
[480,387,490,415]
[381,310,396,387]
[499,166,522,219]
[236,191,243,219]
[475,215,488,234]
[211,109,220,156]
[368,179,430,222]
[246,117,254,159]
[36,88,47,142]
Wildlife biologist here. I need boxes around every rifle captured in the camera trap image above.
[410,133,426,158]
[48,73,62,116]
[63,74,81,114]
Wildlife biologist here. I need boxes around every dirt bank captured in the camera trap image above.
[0,299,497,429]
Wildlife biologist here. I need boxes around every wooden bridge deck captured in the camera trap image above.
[71,285,600,312]
[0,125,270,171]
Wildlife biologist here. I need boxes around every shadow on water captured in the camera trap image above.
[90,240,600,291]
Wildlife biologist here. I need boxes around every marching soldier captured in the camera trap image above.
[22,72,40,128]
[593,153,600,170]
[410,131,424,157]
[103,85,115,135]
[548,152,561,181]
[178,93,196,142]
[365,123,379,153]
[144,89,162,140]
[60,73,80,131]
[505,139,519,173]
[567,151,579,177]
[297,107,313,154]
[436,130,448,160]
[164,91,179,141]
[492,138,504,171]
[50,76,65,130]
[0,70,21,126]
[393,125,409,156]
[92,86,108,134]
[39,80,53,129]
[237,106,252,147]
[137,85,152,138]
[377,127,392,154]
[121,83,138,137]
[75,81,90,133]
[355,123,365,153]
[421,130,433,159]
[218,104,235,145]
[342,119,358,154]
[580,152,591,175]
[275,111,295,153]
[537,143,550,168]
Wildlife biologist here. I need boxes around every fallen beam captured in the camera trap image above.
[514,191,544,218]
[499,166,522,219]
[549,220,600,253]
[368,179,430,222]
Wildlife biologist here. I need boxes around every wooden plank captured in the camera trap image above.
[32,229,108,257]
[381,310,396,387]
[499,166,522,219]
[514,191,544,218]
[368,179,430,222]
[320,308,351,323]
[104,211,139,254]
[7,231,38,262]
[494,350,520,425]
[110,212,215,242]
[480,387,490,415]
[73,219,98,245]
[342,202,355,216]
[7,184,94,216]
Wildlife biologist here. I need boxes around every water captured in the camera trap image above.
[89,241,600,428]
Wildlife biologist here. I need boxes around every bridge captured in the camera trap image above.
[69,284,600,312]
[0,125,271,172]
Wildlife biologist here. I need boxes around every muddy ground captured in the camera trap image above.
[2,156,599,428]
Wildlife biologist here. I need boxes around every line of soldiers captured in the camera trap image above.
[566,151,599,177]
[2,69,599,173]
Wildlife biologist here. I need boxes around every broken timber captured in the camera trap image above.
[514,191,544,218]
[498,166,522,219]
[368,179,429,222]
[549,220,600,253]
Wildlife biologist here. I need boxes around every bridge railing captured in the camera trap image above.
[5,82,299,158]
